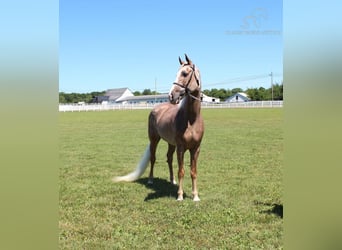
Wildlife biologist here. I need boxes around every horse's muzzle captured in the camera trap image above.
[168,93,178,104]
[169,90,185,104]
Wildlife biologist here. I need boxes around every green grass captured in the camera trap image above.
[59,108,283,249]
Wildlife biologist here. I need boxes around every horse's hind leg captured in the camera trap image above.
[148,111,160,184]
[167,144,176,185]
[148,137,160,184]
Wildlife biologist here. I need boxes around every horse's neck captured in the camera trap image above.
[181,92,201,123]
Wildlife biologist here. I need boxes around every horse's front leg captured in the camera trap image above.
[176,146,185,201]
[190,146,200,201]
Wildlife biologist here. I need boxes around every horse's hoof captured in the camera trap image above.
[193,195,200,202]
[147,179,153,185]
[177,195,184,201]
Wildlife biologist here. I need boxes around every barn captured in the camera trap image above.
[202,94,220,103]
[224,92,250,103]
[105,88,134,102]
[93,88,134,104]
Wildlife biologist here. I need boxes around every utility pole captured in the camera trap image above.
[270,72,274,104]
[154,77,157,104]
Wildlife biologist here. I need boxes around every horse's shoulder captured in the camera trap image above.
[152,103,177,116]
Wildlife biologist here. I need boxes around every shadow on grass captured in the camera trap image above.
[254,201,283,218]
[135,177,186,201]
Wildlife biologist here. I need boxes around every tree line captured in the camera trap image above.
[59,83,282,103]
[203,83,283,101]
[59,91,106,104]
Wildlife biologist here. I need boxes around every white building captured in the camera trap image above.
[202,94,220,103]
[224,92,250,103]
[94,88,220,105]
[105,88,134,102]
[120,94,169,104]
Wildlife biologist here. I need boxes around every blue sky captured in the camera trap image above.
[60,0,282,93]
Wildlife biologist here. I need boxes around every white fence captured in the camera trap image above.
[59,101,283,112]
[202,101,283,109]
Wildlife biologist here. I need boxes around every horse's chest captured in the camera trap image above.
[183,123,203,144]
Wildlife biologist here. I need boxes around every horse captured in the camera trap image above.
[113,54,204,201]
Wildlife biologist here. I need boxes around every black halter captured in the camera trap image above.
[172,65,202,101]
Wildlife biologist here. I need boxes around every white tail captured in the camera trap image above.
[112,144,150,182]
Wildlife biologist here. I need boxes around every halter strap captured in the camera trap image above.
[172,65,201,101]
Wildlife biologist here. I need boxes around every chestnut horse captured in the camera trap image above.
[113,54,204,201]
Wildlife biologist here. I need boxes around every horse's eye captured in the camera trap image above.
[181,71,188,77]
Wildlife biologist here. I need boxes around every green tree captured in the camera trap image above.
[202,89,211,96]
[246,88,258,100]
[231,88,243,95]
[59,93,66,103]
[202,83,283,102]
[258,87,269,100]
[226,89,233,99]
[271,83,283,100]
[59,91,106,103]
[216,88,228,100]
[142,89,152,95]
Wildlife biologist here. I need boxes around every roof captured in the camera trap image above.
[120,94,169,102]
[225,92,250,102]
[237,92,248,98]
[105,88,130,101]
[124,94,169,101]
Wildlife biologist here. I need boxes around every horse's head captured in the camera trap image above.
[168,54,201,104]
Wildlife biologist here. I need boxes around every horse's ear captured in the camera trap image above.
[194,66,201,86]
[178,56,184,65]
[184,53,193,65]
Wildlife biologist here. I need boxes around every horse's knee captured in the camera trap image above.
[190,168,197,179]
[178,167,185,178]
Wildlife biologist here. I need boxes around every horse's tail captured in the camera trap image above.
[112,144,150,182]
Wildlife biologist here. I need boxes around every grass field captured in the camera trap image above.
[59,108,283,249]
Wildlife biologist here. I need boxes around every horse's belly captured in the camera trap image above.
[157,127,177,145]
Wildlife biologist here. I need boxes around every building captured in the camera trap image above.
[92,95,109,103]
[93,88,134,104]
[105,88,134,102]
[93,87,220,105]
[224,92,250,103]
[120,94,169,104]
[202,94,220,103]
